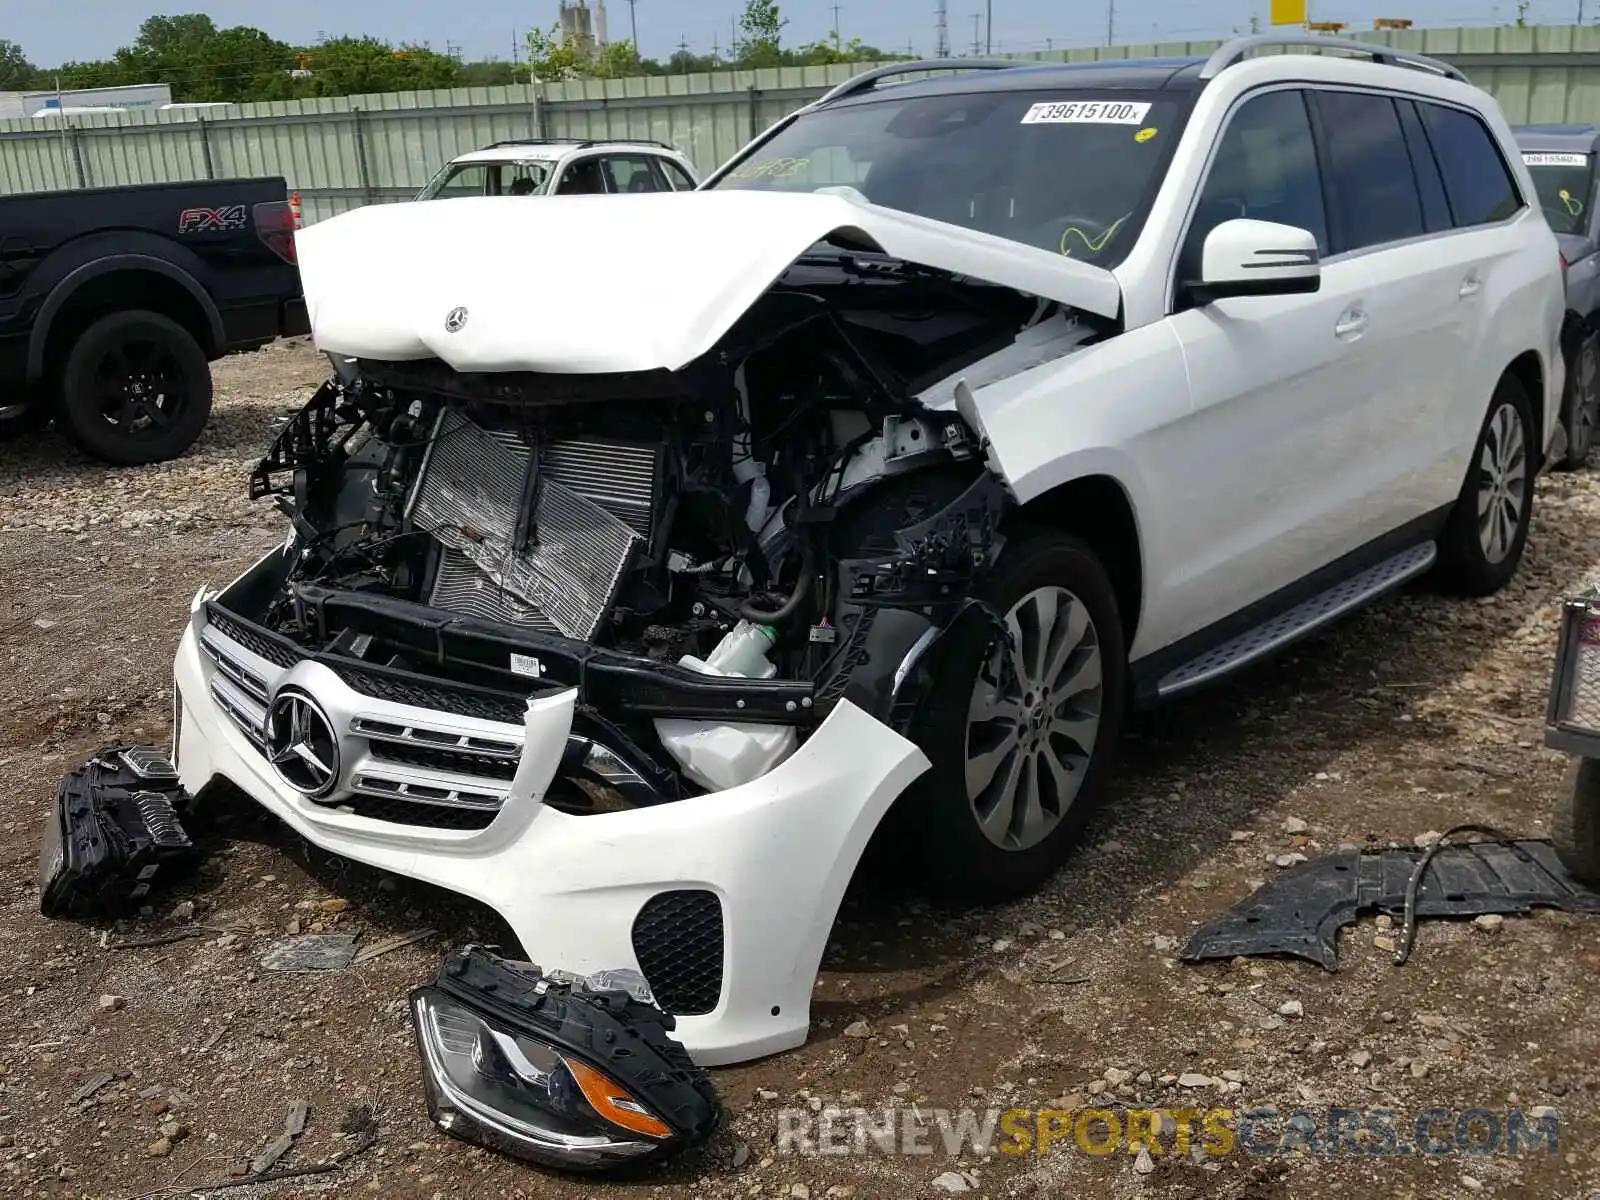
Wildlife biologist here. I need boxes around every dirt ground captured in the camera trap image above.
[3,338,1600,1200]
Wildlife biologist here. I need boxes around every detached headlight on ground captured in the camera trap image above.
[409,947,720,1172]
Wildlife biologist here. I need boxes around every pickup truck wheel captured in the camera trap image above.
[1435,374,1534,597]
[1560,330,1599,469]
[1554,757,1600,885]
[904,529,1127,902]
[57,311,212,466]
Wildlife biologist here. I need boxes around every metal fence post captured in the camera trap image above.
[351,107,376,206]
[66,124,87,188]
[196,115,215,179]
[748,85,760,142]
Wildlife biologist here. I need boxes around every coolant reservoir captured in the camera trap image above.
[655,621,799,792]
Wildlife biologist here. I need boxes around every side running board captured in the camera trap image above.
[1157,542,1438,697]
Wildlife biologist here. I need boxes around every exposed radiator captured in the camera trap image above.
[409,410,650,640]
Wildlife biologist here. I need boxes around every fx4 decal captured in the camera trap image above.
[178,205,247,234]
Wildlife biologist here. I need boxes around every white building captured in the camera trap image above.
[0,82,172,121]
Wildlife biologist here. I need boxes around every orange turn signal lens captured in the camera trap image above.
[563,1057,673,1139]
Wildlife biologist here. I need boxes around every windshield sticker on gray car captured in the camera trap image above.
[1021,100,1152,125]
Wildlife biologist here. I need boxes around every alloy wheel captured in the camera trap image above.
[964,585,1103,852]
[93,338,190,437]
[1477,401,1527,565]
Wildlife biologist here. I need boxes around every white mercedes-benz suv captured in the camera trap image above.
[173,35,1564,1065]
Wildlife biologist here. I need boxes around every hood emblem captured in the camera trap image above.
[444,306,469,333]
[265,689,339,797]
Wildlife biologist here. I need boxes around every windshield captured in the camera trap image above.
[417,159,553,201]
[1523,152,1592,236]
[708,88,1187,266]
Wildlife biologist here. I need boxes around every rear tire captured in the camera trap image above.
[57,310,212,466]
[1435,373,1535,597]
[901,528,1127,903]
[1554,757,1600,885]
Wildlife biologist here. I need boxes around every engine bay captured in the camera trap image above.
[239,248,1105,803]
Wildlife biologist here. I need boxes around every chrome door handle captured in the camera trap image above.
[1459,272,1482,298]
[1334,308,1368,338]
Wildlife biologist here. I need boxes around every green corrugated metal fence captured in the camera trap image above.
[7,25,1600,224]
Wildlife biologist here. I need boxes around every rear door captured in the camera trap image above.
[1416,101,1541,490]
[1164,87,1377,631]
[1306,87,1461,541]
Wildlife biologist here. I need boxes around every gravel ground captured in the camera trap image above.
[3,338,1600,1200]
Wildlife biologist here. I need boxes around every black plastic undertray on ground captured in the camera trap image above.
[1180,839,1600,969]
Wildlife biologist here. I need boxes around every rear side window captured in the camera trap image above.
[1418,103,1523,226]
[1313,91,1425,252]
[1396,101,1453,233]
[604,155,665,193]
[661,159,697,190]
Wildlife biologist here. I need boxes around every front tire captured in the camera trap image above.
[1435,373,1535,596]
[903,529,1127,902]
[57,310,213,466]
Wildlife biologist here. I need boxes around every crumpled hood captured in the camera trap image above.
[295,191,1121,374]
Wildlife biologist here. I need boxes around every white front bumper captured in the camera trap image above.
[173,593,929,1065]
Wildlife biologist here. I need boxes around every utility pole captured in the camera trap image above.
[628,0,639,48]
[936,0,949,57]
[1105,0,1115,47]
[971,12,981,55]
[985,0,992,54]
[679,33,689,70]
[831,2,843,49]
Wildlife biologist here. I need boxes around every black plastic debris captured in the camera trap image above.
[39,746,198,919]
[410,946,721,1172]
[1182,837,1600,969]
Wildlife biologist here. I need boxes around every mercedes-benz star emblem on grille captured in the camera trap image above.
[265,690,339,797]
[444,306,468,333]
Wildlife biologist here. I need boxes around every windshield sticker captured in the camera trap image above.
[728,156,810,180]
[1524,152,1589,167]
[1134,126,1159,143]
[1021,100,1151,125]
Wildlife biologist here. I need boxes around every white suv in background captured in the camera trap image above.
[416,137,699,200]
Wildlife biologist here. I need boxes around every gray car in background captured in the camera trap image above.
[1515,125,1600,467]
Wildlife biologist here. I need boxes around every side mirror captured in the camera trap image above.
[1185,218,1321,306]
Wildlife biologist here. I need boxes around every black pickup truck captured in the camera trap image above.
[0,177,307,464]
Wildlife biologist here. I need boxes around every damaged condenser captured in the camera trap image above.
[238,243,1108,811]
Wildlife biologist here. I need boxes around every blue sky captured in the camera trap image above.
[8,0,1589,68]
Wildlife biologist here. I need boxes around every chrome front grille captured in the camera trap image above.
[198,616,529,830]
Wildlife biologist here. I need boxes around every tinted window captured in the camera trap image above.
[709,90,1188,266]
[1396,100,1453,233]
[1420,103,1522,226]
[604,155,664,193]
[555,157,606,195]
[1315,91,1425,252]
[416,161,551,200]
[1181,89,1327,282]
[662,159,697,190]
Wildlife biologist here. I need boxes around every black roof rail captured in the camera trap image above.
[1199,32,1468,83]
[813,58,1025,107]
[482,137,676,151]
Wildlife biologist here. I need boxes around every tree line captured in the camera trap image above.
[0,4,897,105]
